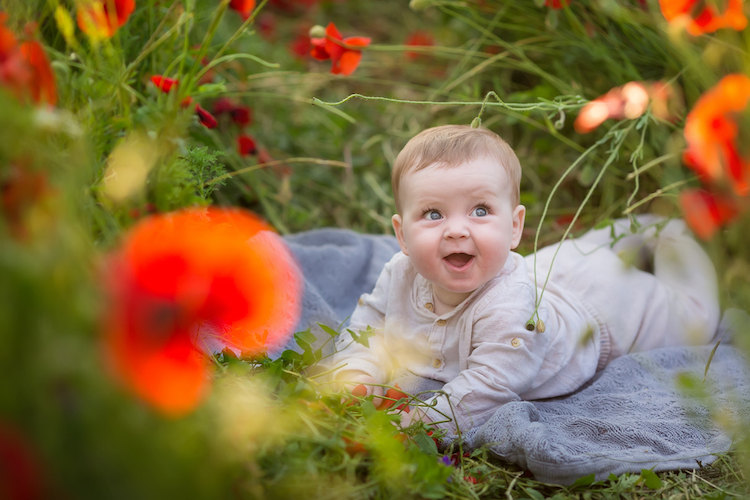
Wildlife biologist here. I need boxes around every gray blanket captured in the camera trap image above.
[282,228,750,485]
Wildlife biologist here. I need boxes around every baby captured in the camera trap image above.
[333,124,721,434]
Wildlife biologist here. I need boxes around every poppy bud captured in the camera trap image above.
[308,24,326,38]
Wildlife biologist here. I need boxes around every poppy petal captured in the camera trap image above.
[195,104,218,128]
[18,41,57,106]
[334,50,362,76]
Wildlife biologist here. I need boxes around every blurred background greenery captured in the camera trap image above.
[1,0,749,497]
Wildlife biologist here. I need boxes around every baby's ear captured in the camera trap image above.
[510,205,526,249]
[391,214,409,256]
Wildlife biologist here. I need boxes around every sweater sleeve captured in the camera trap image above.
[424,278,551,433]
[331,256,398,386]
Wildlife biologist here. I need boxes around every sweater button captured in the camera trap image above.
[433,358,442,368]
[436,319,447,326]
[425,302,434,311]
[358,297,365,306]
[511,338,522,348]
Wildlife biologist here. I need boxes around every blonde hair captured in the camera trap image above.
[391,125,522,212]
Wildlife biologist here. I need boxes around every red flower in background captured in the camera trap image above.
[229,0,256,20]
[310,22,371,76]
[0,423,45,500]
[150,75,177,92]
[213,97,252,126]
[659,0,747,35]
[679,188,739,240]
[545,0,571,8]
[195,104,218,128]
[238,134,257,156]
[0,14,57,106]
[574,81,677,134]
[151,74,218,129]
[683,74,750,197]
[404,30,434,60]
[77,0,135,38]
[102,207,302,415]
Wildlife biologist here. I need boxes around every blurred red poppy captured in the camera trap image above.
[77,0,136,38]
[238,134,257,156]
[151,75,177,92]
[310,22,371,76]
[658,0,747,35]
[150,75,218,129]
[213,97,252,126]
[102,207,302,415]
[545,0,570,8]
[575,81,677,134]
[0,423,45,500]
[195,104,218,128]
[404,30,434,60]
[679,188,739,240]
[0,14,57,106]
[18,41,56,106]
[376,384,410,413]
[683,74,750,197]
[229,0,255,20]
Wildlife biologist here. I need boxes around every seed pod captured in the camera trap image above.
[536,319,546,333]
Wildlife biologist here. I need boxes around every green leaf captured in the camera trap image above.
[639,469,663,490]
[361,400,377,417]
[413,432,438,455]
[318,323,339,338]
[349,326,376,348]
[294,329,317,349]
[571,473,596,488]
[522,488,545,500]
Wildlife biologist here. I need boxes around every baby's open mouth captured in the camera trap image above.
[444,253,473,268]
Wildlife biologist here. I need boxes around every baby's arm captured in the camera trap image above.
[423,285,550,433]
[332,260,396,396]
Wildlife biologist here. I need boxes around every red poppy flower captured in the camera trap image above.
[679,188,739,240]
[17,41,56,106]
[237,134,257,156]
[683,74,750,197]
[404,30,434,60]
[195,104,217,129]
[102,207,302,415]
[229,0,255,20]
[574,81,678,134]
[213,97,252,126]
[310,22,371,76]
[0,423,45,500]
[0,15,57,107]
[375,384,410,413]
[659,0,747,35]
[77,0,136,39]
[545,0,570,8]
[151,74,177,93]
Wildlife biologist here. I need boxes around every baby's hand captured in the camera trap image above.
[348,376,384,407]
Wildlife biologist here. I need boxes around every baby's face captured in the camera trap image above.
[392,156,525,304]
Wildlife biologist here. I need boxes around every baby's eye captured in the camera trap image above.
[424,210,442,220]
[472,206,489,217]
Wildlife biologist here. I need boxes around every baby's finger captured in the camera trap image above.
[371,385,384,408]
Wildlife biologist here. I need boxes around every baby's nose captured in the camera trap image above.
[444,217,470,238]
